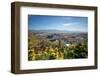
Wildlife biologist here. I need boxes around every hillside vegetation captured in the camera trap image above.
[28,32,88,61]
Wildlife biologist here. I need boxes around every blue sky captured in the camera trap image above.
[28,15,88,32]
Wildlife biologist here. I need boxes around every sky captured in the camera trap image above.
[28,15,88,32]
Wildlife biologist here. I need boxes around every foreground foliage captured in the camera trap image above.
[28,34,88,61]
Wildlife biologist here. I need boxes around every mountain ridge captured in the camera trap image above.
[29,29,87,33]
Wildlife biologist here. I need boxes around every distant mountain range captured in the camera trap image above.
[29,29,87,33]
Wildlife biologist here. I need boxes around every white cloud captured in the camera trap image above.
[62,22,87,32]
[62,23,78,27]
